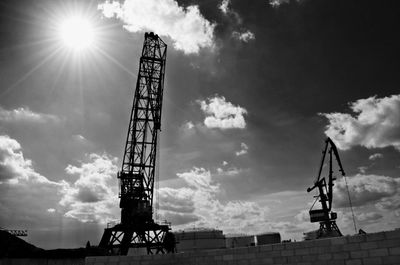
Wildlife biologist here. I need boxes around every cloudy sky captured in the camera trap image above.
[0,0,399,249]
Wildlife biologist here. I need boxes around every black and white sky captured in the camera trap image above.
[0,0,399,248]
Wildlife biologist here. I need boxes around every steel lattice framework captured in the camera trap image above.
[99,32,174,255]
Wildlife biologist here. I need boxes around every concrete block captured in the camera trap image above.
[272,244,284,251]
[343,243,360,251]
[258,244,273,252]
[385,230,400,239]
[272,256,287,264]
[260,258,273,264]
[332,252,350,260]
[369,248,389,257]
[301,255,315,262]
[365,232,385,242]
[330,244,344,253]
[330,237,348,245]
[281,249,294,256]
[270,251,281,257]
[389,247,400,256]
[284,242,302,250]
[295,248,309,256]
[316,238,332,246]
[350,250,368,259]
[363,257,383,265]
[234,248,249,254]
[378,238,400,248]
[236,260,249,265]
[345,260,362,265]
[382,255,400,265]
[222,254,233,261]
[298,240,315,248]
[347,235,366,243]
[318,253,332,261]
[360,241,379,250]
[287,255,302,263]
[327,260,345,265]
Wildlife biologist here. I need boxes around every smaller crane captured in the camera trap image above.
[307,137,344,238]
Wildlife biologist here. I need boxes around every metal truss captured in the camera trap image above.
[99,32,173,255]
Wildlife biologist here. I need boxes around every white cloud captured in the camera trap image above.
[232,30,255,42]
[98,0,215,54]
[158,167,268,234]
[321,94,400,151]
[216,167,241,176]
[198,95,247,129]
[335,174,400,208]
[0,135,68,233]
[0,106,60,124]
[236,142,249,156]
[0,135,58,184]
[219,0,230,14]
[185,121,195,130]
[59,153,119,223]
[222,161,228,166]
[369,153,383,161]
[47,208,56,213]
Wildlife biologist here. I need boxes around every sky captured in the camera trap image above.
[0,0,399,249]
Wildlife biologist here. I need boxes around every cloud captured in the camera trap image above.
[158,167,268,234]
[185,121,195,130]
[0,135,57,184]
[0,106,60,124]
[216,167,241,176]
[369,153,383,161]
[198,96,247,129]
[235,142,249,156]
[59,153,119,223]
[335,174,400,208]
[0,135,67,233]
[321,94,400,151]
[98,0,215,54]
[232,30,255,42]
[357,212,383,222]
[219,0,230,14]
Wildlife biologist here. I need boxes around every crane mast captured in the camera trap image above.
[307,137,344,238]
[99,32,174,255]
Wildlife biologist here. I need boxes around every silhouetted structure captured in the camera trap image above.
[307,137,343,238]
[0,227,27,237]
[99,32,172,255]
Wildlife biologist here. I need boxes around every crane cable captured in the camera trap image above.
[343,174,357,234]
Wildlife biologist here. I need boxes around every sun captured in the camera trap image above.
[58,16,95,51]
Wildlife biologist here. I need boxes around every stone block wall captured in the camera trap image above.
[0,258,84,265]
[85,229,400,265]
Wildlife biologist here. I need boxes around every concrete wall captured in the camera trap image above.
[86,229,400,265]
[0,258,84,265]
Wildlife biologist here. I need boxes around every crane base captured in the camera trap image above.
[316,220,342,239]
[98,222,172,255]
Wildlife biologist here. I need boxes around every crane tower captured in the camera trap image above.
[99,32,174,255]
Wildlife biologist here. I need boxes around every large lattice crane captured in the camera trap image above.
[307,137,344,238]
[99,32,175,255]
